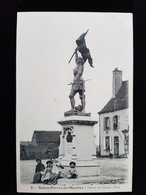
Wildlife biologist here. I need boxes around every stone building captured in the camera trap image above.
[98,68,129,158]
[20,130,61,160]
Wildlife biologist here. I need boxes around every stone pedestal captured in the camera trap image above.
[57,115,100,176]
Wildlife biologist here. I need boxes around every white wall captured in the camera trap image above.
[99,109,128,156]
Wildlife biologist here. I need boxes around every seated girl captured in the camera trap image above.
[41,160,58,185]
[52,159,64,178]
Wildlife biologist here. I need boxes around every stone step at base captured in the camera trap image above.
[57,176,125,185]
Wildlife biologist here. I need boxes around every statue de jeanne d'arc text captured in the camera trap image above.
[65,30,94,117]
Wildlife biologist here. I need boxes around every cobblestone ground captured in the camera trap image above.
[20,158,129,184]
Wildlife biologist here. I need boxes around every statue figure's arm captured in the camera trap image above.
[75,48,78,63]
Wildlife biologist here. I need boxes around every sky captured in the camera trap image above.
[16,12,133,144]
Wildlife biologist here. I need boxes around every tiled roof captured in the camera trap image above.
[98,81,128,114]
[32,131,61,144]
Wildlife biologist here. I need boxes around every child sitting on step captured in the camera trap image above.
[68,161,78,179]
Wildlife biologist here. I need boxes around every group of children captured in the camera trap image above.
[33,158,78,185]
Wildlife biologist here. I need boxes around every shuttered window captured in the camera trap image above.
[109,136,112,151]
[104,117,110,130]
[113,115,118,129]
[105,136,110,151]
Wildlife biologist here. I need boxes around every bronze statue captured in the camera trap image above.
[68,49,86,114]
[65,31,92,116]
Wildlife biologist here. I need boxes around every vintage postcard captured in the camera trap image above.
[16,12,133,193]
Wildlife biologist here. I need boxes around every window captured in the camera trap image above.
[113,115,118,129]
[124,134,129,146]
[105,136,110,151]
[114,136,119,144]
[104,117,110,129]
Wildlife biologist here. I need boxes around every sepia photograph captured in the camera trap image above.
[16,12,133,193]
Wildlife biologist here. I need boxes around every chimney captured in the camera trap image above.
[112,68,122,98]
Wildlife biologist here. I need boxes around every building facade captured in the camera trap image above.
[20,130,61,160]
[31,131,61,147]
[98,68,129,158]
